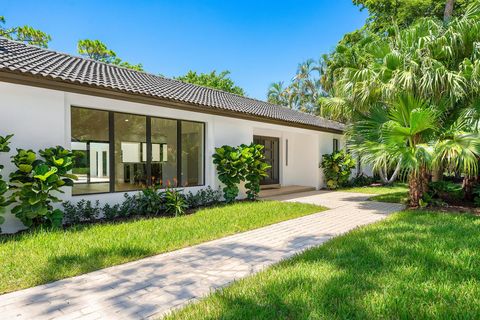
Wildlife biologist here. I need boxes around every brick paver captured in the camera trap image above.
[0,191,404,319]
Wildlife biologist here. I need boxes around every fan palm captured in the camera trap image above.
[333,1,480,205]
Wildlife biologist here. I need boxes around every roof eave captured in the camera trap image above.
[0,69,344,134]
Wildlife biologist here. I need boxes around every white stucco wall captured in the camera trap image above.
[0,82,344,233]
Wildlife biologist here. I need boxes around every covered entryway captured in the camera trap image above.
[253,135,280,186]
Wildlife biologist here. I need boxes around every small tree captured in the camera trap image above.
[321,150,356,190]
[9,146,76,228]
[212,145,246,203]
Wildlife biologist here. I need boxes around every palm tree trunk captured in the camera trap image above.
[463,176,476,201]
[408,166,429,207]
[387,162,402,184]
[409,172,422,207]
[444,0,455,23]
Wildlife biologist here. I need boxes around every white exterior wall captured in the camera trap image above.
[0,82,344,233]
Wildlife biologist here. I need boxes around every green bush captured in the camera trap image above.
[185,186,222,208]
[213,144,270,202]
[136,185,164,216]
[9,146,76,228]
[243,143,270,200]
[213,145,247,203]
[0,134,13,228]
[165,187,188,216]
[63,199,101,225]
[321,150,356,190]
[473,185,480,207]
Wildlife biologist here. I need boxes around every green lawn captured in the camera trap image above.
[342,183,408,203]
[0,201,324,294]
[167,210,480,320]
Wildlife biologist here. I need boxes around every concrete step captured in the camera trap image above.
[259,185,316,198]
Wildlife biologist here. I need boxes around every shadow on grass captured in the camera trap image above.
[171,211,480,319]
[370,191,408,203]
[39,246,155,285]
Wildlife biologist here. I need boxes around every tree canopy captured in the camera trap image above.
[77,39,144,71]
[340,2,480,206]
[353,0,470,31]
[175,70,245,96]
[0,16,51,48]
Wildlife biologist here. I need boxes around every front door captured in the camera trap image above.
[253,136,280,185]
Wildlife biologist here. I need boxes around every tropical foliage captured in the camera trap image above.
[213,144,270,202]
[353,0,469,31]
[213,145,247,203]
[321,150,356,190]
[244,144,270,200]
[329,2,480,206]
[0,16,51,48]
[267,59,326,114]
[175,70,245,96]
[9,146,76,228]
[77,39,144,71]
[0,135,13,228]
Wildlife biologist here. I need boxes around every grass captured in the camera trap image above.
[167,210,480,319]
[342,182,408,203]
[0,201,324,294]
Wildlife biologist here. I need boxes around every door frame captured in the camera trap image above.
[253,135,280,186]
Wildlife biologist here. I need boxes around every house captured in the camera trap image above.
[0,38,346,233]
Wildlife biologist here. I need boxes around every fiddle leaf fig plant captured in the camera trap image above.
[213,143,270,202]
[0,134,13,227]
[213,145,247,203]
[9,146,76,229]
[243,143,270,200]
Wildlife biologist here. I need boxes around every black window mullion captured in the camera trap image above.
[109,112,115,193]
[177,120,182,187]
[146,116,152,186]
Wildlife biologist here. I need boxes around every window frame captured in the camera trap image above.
[71,106,206,196]
[333,138,339,153]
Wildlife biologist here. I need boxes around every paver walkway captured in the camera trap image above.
[0,191,404,320]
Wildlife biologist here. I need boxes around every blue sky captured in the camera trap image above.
[3,0,368,100]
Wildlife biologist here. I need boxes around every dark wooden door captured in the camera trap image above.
[253,136,280,185]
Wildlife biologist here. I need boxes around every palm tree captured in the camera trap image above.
[267,82,288,106]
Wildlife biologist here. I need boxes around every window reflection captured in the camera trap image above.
[151,118,178,187]
[114,113,147,191]
[71,107,110,195]
[181,121,204,186]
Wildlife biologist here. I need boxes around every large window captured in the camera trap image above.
[70,107,205,194]
[151,118,178,187]
[114,113,147,192]
[71,107,110,195]
[181,121,204,186]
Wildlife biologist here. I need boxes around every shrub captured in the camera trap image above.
[348,174,376,187]
[9,146,76,228]
[473,185,480,207]
[428,181,463,202]
[243,143,270,200]
[136,185,164,216]
[213,144,270,202]
[63,200,101,225]
[0,134,13,229]
[213,145,247,203]
[185,186,222,208]
[321,150,356,190]
[165,187,188,216]
[102,203,121,220]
